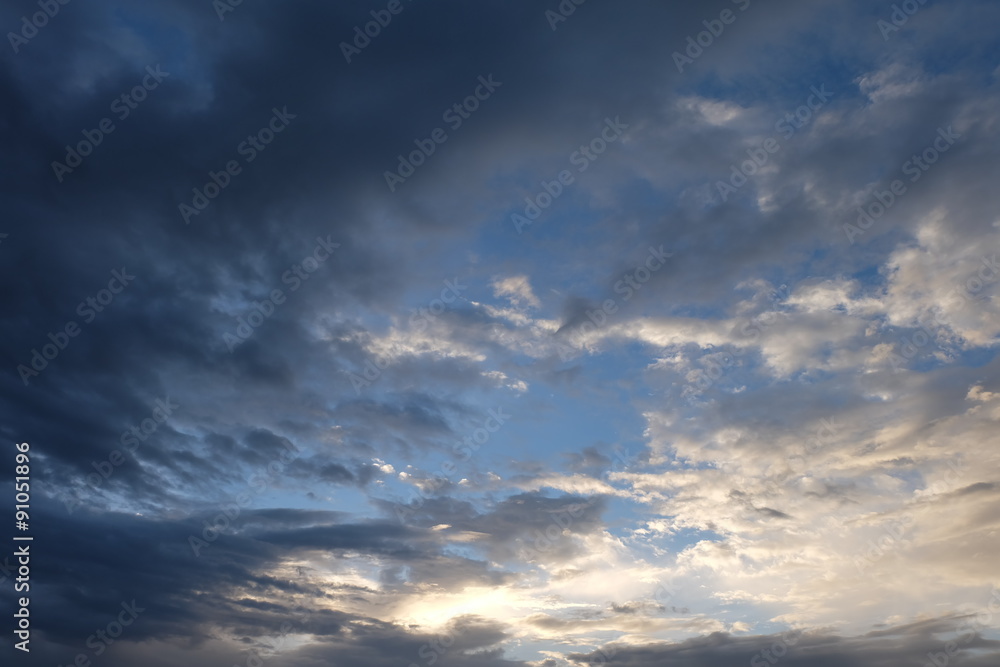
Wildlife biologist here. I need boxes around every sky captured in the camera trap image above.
[2,0,1000,665]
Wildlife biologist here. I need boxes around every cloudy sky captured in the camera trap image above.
[2,0,1000,665]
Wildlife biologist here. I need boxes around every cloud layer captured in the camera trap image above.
[2,0,999,665]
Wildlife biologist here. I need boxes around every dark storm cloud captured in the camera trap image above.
[0,500,305,648]
[567,619,1000,667]
[248,616,527,667]
[313,460,363,484]
[0,0,539,479]
[0,0,870,489]
[234,508,349,528]
[0,500,522,665]
[250,520,427,557]
[377,491,609,563]
[530,5,1000,319]
[332,395,453,435]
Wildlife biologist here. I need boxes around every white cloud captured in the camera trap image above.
[492,274,542,309]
